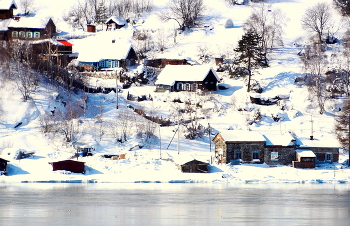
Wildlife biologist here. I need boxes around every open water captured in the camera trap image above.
[0,183,349,226]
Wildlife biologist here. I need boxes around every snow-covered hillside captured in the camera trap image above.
[0,0,349,184]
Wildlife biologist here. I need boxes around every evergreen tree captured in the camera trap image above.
[335,98,350,166]
[233,30,268,92]
[96,1,107,28]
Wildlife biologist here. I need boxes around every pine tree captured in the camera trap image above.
[335,98,350,166]
[96,1,107,28]
[233,30,268,92]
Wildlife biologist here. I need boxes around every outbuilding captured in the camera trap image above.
[293,149,316,169]
[0,158,9,175]
[181,159,209,173]
[49,160,85,174]
[155,65,220,92]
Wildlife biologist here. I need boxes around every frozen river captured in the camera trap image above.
[0,183,349,226]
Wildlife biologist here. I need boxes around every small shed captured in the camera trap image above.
[105,16,126,30]
[293,149,316,169]
[181,159,209,173]
[87,24,96,32]
[49,160,85,174]
[0,158,9,175]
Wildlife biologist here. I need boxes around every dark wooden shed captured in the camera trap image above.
[181,159,209,173]
[49,160,85,174]
[0,158,9,175]
[292,149,316,169]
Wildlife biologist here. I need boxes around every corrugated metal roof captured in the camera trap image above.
[57,40,73,46]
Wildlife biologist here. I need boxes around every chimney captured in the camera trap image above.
[310,136,313,140]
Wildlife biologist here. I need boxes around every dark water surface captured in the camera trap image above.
[0,183,349,226]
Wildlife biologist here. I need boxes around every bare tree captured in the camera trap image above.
[243,3,288,54]
[10,40,38,101]
[159,0,205,30]
[334,97,350,166]
[301,2,332,43]
[18,0,35,15]
[300,43,328,114]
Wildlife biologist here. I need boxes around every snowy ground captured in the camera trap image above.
[0,0,350,184]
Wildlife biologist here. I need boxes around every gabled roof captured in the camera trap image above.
[74,38,133,62]
[0,18,11,31]
[296,135,340,149]
[214,130,266,143]
[264,132,296,146]
[105,16,126,25]
[296,149,316,158]
[155,65,220,86]
[7,17,53,29]
[0,0,17,10]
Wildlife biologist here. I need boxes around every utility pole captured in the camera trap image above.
[116,70,119,109]
[159,125,162,159]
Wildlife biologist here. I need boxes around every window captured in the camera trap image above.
[34,32,40,38]
[12,31,18,38]
[99,60,105,68]
[186,83,191,91]
[26,31,32,38]
[325,153,332,162]
[19,31,25,38]
[253,151,259,160]
[235,151,241,160]
[178,83,183,90]
[271,151,278,162]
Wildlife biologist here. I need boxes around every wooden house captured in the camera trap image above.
[293,149,316,169]
[31,39,74,67]
[76,39,137,71]
[49,160,85,174]
[105,16,126,30]
[7,17,56,40]
[0,158,9,175]
[155,65,220,92]
[212,130,266,164]
[0,0,17,19]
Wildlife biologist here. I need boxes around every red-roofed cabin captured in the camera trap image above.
[31,39,75,67]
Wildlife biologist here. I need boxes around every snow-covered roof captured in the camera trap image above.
[264,132,296,146]
[30,39,73,46]
[217,130,266,142]
[0,0,17,10]
[8,17,52,29]
[0,18,11,31]
[295,149,316,158]
[296,135,340,149]
[155,65,220,86]
[74,38,133,62]
[105,16,126,25]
